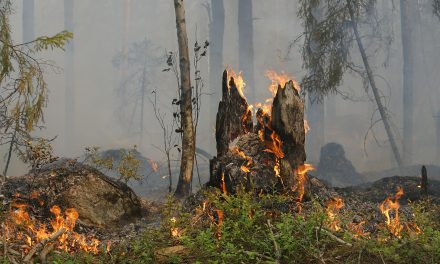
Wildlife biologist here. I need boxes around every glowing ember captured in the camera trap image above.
[240,165,250,173]
[227,69,246,99]
[379,187,404,237]
[348,221,370,238]
[220,172,227,195]
[326,197,344,231]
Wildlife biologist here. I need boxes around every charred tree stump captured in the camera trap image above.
[215,70,253,156]
[271,81,306,188]
[209,71,306,194]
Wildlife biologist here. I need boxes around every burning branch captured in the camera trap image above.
[23,227,66,262]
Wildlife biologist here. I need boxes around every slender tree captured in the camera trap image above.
[173,0,195,197]
[238,0,255,103]
[400,0,418,165]
[64,0,74,154]
[299,0,403,167]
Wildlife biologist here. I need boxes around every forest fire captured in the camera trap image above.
[293,164,315,211]
[3,193,104,257]
[379,187,404,237]
[326,197,344,231]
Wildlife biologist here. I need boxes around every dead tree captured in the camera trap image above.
[209,71,305,193]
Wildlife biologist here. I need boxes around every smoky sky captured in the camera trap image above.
[3,0,440,177]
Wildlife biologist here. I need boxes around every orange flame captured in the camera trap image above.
[228,69,246,99]
[4,194,106,255]
[265,70,299,95]
[148,159,159,172]
[240,166,250,173]
[379,187,404,237]
[293,164,315,212]
[326,197,344,231]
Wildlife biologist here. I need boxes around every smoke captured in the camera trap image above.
[3,0,440,180]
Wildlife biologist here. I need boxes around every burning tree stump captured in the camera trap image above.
[271,80,306,188]
[209,70,306,194]
[215,70,253,156]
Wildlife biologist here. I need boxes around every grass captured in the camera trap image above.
[16,189,440,263]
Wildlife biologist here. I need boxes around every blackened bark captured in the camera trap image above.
[271,81,306,188]
[215,70,253,156]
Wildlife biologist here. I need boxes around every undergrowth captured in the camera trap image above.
[49,189,440,263]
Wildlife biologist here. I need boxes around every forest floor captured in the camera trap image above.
[1,171,440,263]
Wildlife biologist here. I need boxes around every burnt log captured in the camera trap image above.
[209,71,306,194]
[215,70,253,156]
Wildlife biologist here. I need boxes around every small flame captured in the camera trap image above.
[240,166,250,173]
[304,120,310,134]
[265,70,298,95]
[148,159,159,172]
[293,164,315,212]
[228,69,246,99]
[326,197,344,231]
[220,172,227,195]
[348,221,370,238]
[379,187,404,237]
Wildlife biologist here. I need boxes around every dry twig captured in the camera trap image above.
[23,227,66,262]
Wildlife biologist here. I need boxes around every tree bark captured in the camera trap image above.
[238,0,255,103]
[208,0,225,153]
[173,0,195,198]
[210,75,305,193]
[400,0,418,165]
[271,81,306,188]
[64,0,75,154]
[215,70,253,157]
[347,0,403,168]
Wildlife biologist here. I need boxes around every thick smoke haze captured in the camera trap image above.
[2,1,440,181]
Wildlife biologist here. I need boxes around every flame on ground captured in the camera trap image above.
[379,187,404,237]
[5,200,103,254]
[326,197,344,231]
[293,164,315,212]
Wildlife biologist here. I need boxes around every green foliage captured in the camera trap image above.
[0,0,72,173]
[298,0,388,98]
[84,146,142,184]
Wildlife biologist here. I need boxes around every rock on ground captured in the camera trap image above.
[2,159,143,229]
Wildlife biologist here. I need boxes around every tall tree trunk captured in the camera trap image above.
[435,111,440,164]
[64,0,75,154]
[23,0,34,42]
[173,0,195,198]
[238,0,255,103]
[208,0,225,153]
[347,0,403,167]
[307,94,325,164]
[400,0,417,166]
